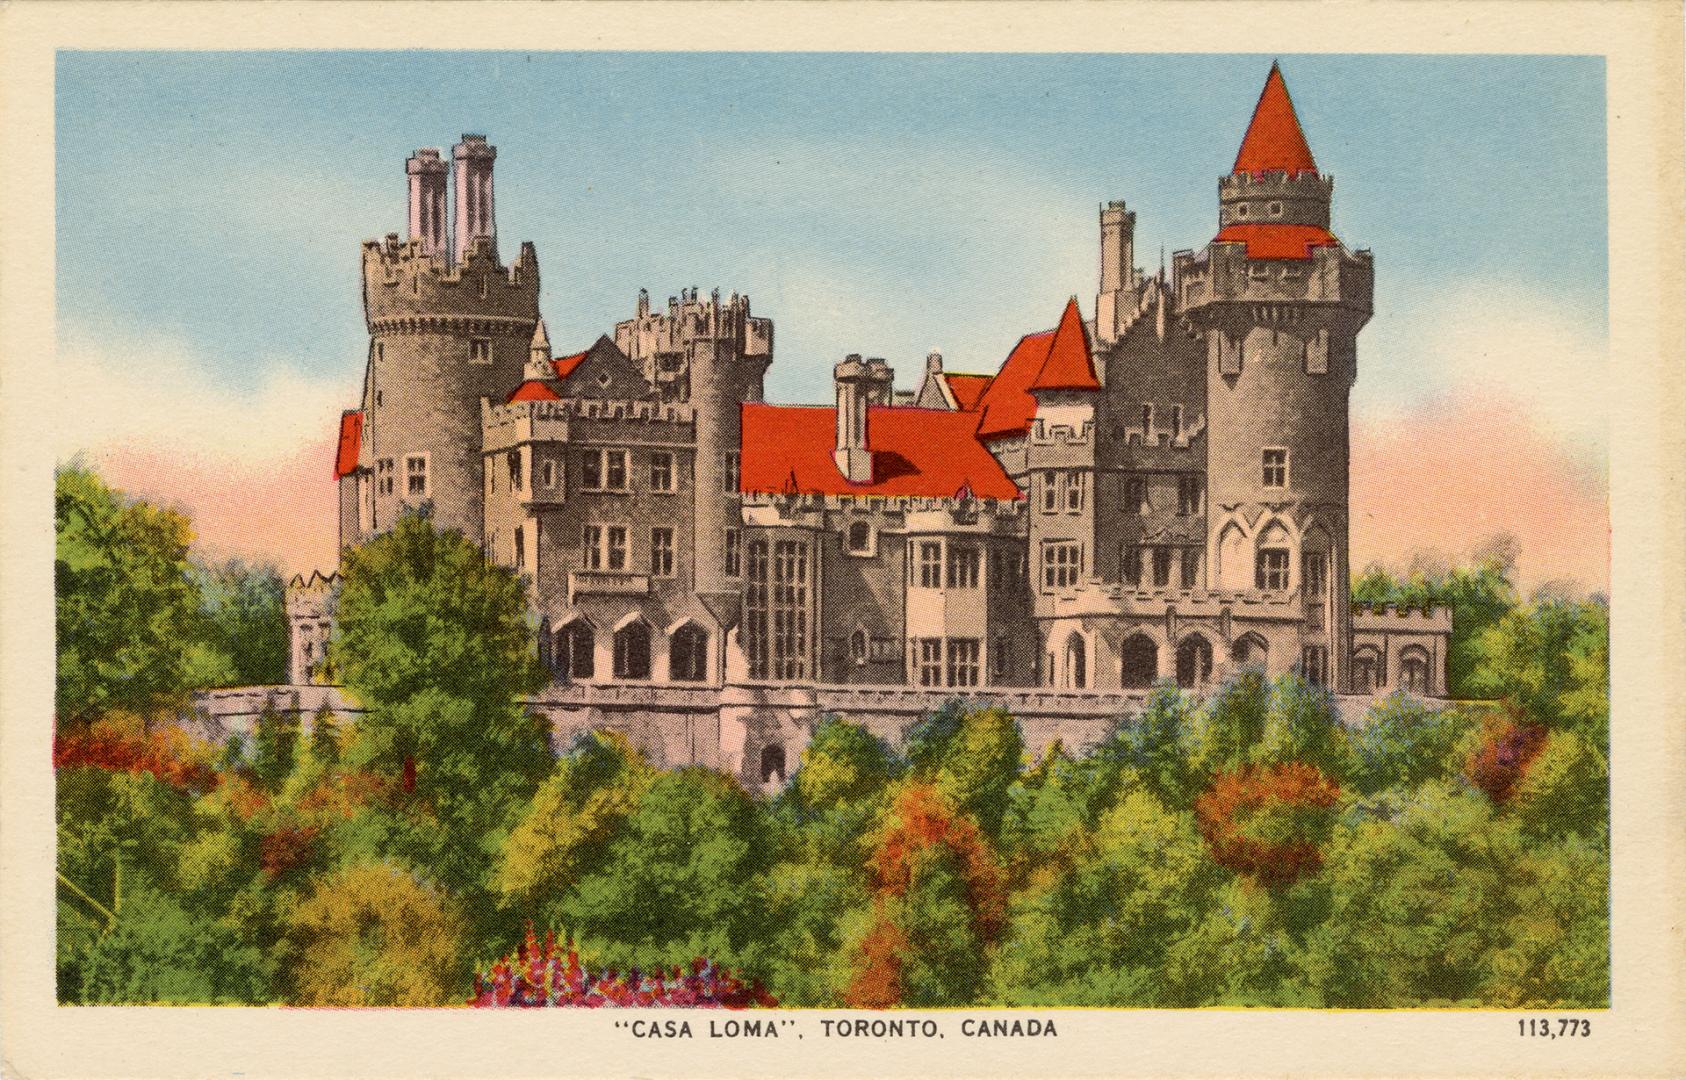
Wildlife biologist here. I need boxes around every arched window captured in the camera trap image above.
[849,628,868,666]
[670,623,709,682]
[556,620,594,680]
[1400,647,1431,694]
[1231,632,1268,668]
[1176,635,1213,689]
[847,520,872,554]
[613,620,651,680]
[1121,634,1158,689]
[1217,522,1249,590]
[760,744,787,785]
[1352,646,1381,694]
[1065,633,1087,689]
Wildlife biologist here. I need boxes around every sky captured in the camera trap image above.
[55,52,1608,591]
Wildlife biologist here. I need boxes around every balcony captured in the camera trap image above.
[568,570,651,602]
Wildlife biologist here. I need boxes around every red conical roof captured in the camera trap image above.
[1232,63,1318,178]
[1028,298,1098,392]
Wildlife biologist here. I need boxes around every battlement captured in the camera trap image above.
[742,490,1026,519]
[1351,602,1453,632]
[1046,579,1305,622]
[1218,170,1333,200]
[481,395,697,450]
[1173,241,1373,310]
[614,287,773,362]
[284,570,341,618]
[362,235,540,330]
[1029,417,1093,446]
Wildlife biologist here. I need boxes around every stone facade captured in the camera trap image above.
[287,68,1453,746]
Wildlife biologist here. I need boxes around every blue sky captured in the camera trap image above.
[53,52,1611,586]
[57,52,1605,408]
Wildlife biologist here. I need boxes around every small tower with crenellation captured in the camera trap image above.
[1174,64,1374,690]
[343,135,541,548]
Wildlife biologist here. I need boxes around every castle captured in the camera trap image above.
[284,67,1451,781]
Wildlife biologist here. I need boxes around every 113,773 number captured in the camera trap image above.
[1519,1018,1592,1038]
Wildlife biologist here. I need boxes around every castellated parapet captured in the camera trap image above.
[361,234,540,333]
[1217,170,1335,229]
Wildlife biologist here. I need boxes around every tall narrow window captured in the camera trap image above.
[582,524,603,570]
[917,639,943,687]
[405,454,429,497]
[670,624,708,682]
[1256,547,1290,591]
[1152,546,1172,587]
[725,528,741,576]
[650,451,674,493]
[1178,475,1204,516]
[513,526,525,570]
[613,621,651,679]
[581,449,603,491]
[946,639,981,688]
[1041,471,1060,513]
[992,637,1010,679]
[650,527,674,576]
[508,450,523,492]
[376,458,394,497]
[469,338,492,364]
[557,621,594,680]
[1301,551,1328,630]
[1171,404,1184,440]
[1180,548,1201,588]
[1300,645,1329,688]
[1123,545,1144,587]
[605,450,628,491]
[918,541,943,588]
[1141,403,1154,440]
[542,459,557,489]
[946,543,980,588]
[1065,473,1085,512]
[1262,448,1288,488]
[606,526,627,571]
[721,452,740,494]
[744,538,811,681]
[1125,475,1149,514]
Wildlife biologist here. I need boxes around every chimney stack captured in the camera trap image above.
[453,135,497,265]
[832,354,891,484]
[406,148,448,257]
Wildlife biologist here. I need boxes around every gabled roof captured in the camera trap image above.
[972,298,1097,441]
[942,373,991,411]
[739,403,1021,499]
[333,410,362,478]
[507,379,562,403]
[552,350,588,379]
[1213,222,1340,260]
[1233,63,1319,179]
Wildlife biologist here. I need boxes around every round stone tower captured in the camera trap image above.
[356,136,540,545]
[1175,65,1373,690]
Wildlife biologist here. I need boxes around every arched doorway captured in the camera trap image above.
[1121,634,1158,689]
[1064,633,1087,689]
[760,743,787,785]
[1176,635,1213,689]
[669,623,709,682]
[1400,647,1431,694]
[555,619,595,680]
[612,619,651,679]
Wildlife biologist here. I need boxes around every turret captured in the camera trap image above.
[525,318,553,380]
[1095,200,1138,345]
[1175,64,1372,691]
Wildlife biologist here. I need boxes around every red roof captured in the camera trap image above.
[973,298,1097,441]
[943,373,991,411]
[740,404,1021,499]
[1030,298,1099,392]
[552,350,588,379]
[508,379,561,402]
[1213,223,1340,260]
[1233,63,1319,179]
[333,410,362,478]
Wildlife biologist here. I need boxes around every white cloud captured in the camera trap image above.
[55,328,352,468]
[1356,279,1608,467]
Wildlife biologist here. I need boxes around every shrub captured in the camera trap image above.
[1194,762,1341,886]
[1465,710,1549,805]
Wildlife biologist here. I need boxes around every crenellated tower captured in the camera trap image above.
[346,136,541,547]
[1174,64,1373,690]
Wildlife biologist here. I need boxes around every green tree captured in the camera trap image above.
[1102,683,1199,808]
[189,558,290,686]
[902,704,1023,840]
[330,511,552,892]
[1473,597,1609,737]
[55,464,202,727]
[1349,693,1478,795]
[75,884,272,1004]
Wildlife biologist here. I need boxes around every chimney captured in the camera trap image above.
[453,135,497,265]
[525,319,552,380]
[833,355,876,484]
[406,148,448,257]
[925,349,943,376]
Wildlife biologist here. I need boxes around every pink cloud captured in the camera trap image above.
[91,438,341,579]
[1351,400,1608,594]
